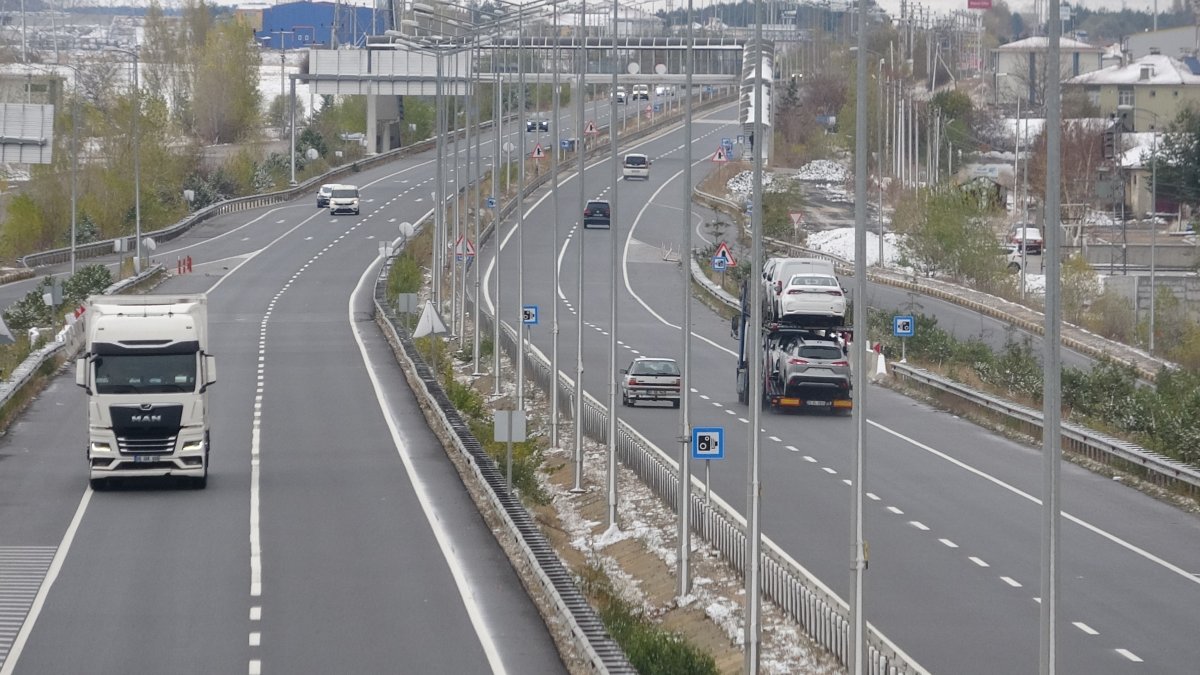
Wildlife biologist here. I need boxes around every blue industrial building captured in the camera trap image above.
[257,1,388,50]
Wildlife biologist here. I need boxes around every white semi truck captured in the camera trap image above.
[75,294,217,489]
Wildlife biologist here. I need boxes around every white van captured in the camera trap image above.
[622,153,651,180]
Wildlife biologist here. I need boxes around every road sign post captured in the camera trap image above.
[692,426,725,503]
[893,315,914,363]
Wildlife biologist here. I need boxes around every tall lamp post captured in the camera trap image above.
[109,46,142,275]
[1118,104,1160,354]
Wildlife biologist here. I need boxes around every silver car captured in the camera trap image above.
[620,357,681,407]
[770,333,850,392]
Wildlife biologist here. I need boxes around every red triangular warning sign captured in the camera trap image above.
[712,146,728,163]
[584,120,598,134]
[531,143,546,158]
[713,242,737,267]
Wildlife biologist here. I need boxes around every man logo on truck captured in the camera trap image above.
[131,414,163,423]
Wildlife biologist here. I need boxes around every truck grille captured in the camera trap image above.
[117,434,178,454]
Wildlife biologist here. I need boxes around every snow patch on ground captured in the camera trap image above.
[805,227,906,268]
[794,159,849,182]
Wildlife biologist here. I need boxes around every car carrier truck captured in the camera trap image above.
[733,278,853,413]
[76,294,217,489]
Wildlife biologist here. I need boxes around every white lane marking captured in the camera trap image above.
[886,506,904,515]
[726,409,736,415]
[249,632,261,646]
[737,417,749,423]
[969,557,990,568]
[1001,576,1023,588]
[250,607,261,621]
[867,493,881,501]
[842,479,852,486]
[822,467,837,475]
[785,445,799,452]
[1115,649,1143,663]
[768,435,781,442]
[0,495,91,675]
[249,660,262,675]
[350,254,508,674]
[871,421,1200,587]
[909,521,930,531]
[1073,621,1098,635]
[803,456,816,463]
[940,539,959,548]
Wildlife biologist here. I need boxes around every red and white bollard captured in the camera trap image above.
[186,255,193,273]
[177,257,183,275]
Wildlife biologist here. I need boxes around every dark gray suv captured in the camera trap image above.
[583,200,610,229]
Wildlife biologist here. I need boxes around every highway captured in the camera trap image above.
[482,101,1200,674]
[1,91,1197,674]
[0,97,614,673]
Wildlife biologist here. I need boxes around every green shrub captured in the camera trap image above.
[580,562,719,675]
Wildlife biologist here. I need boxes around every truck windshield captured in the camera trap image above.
[94,353,198,394]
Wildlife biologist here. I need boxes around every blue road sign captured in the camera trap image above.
[486,196,497,208]
[893,315,915,338]
[721,137,733,151]
[522,305,539,326]
[712,257,727,272]
[653,102,663,112]
[692,427,725,460]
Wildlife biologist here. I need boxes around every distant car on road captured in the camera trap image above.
[329,185,360,215]
[622,153,651,180]
[614,86,627,103]
[316,183,336,208]
[620,357,681,407]
[583,199,610,229]
[632,84,650,100]
[526,116,549,132]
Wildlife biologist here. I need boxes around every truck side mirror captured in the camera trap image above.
[75,358,90,393]
[201,354,217,391]
[730,314,739,337]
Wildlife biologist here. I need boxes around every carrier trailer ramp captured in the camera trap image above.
[76,294,217,489]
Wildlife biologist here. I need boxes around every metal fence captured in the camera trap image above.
[891,363,1200,499]
[484,312,926,674]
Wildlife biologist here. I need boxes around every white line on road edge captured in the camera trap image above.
[0,491,92,675]
[872,421,1200,587]
[349,253,507,675]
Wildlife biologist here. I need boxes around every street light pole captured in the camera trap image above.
[571,0,588,494]
[1150,126,1157,354]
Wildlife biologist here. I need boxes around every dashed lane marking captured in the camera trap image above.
[969,557,990,568]
[940,539,959,548]
[1001,576,1023,588]
[1073,621,1098,635]
[1115,649,1143,663]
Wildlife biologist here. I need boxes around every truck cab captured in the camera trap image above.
[76,295,217,489]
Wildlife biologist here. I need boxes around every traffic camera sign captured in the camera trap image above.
[692,427,725,460]
[893,315,914,338]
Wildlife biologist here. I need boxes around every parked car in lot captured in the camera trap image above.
[620,357,681,407]
[1009,226,1043,254]
[329,185,360,215]
[316,183,336,208]
[622,153,651,180]
[583,199,610,229]
[1001,243,1023,272]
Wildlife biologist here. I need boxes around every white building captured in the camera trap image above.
[993,36,1105,105]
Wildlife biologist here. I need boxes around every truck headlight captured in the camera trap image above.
[90,442,112,453]
[181,440,205,452]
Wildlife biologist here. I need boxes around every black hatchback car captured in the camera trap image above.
[583,200,610,229]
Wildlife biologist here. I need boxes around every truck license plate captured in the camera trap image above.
[133,454,157,463]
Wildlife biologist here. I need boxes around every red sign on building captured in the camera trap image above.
[968,0,992,8]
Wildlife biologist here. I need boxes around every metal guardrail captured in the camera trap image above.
[0,265,163,419]
[890,363,1200,499]
[374,266,634,675]
[685,243,1200,497]
[19,133,449,268]
[485,312,926,674]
